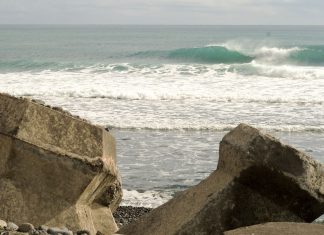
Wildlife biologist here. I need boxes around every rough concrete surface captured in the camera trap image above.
[224,222,324,235]
[0,93,122,235]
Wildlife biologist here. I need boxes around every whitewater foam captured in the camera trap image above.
[0,62,323,134]
[208,40,324,66]
[254,46,301,63]
[1,63,323,102]
[0,44,324,135]
[121,189,173,208]
[232,61,324,79]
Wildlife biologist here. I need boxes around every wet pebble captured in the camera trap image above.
[38,231,49,235]
[0,220,87,235]
[30,230,41,235]
[47,227,72,235]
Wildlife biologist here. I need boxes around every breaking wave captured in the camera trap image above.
[12,88,324,105]
[131,45,324,65]
[1,45,324,73]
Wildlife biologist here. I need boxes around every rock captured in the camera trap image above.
[62,231,73,235]
[47,227,72,235]
[5,222,18,231]
[119,124,324,235]
[224,222,324,235]
[37,231,48,235]
[18,223,34,233]
[34,230,48,235]
[31,99,45,105]
[76,230,90,235]
[30,230,39,235]
[0,220,7,229]
[38,225,48,231]
[0,93,122,235]
[5,232,29,235]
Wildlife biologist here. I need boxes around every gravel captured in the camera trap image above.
[0,206,153,234]
[113,206,153,227]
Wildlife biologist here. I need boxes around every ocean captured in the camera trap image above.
[0,25,324,215]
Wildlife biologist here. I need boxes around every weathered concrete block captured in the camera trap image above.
[0,93,122,235]
[224,222,324,235]
[0,93,115,160]
[119,124,324,235]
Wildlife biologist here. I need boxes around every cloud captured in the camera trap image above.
[0,0,323,24]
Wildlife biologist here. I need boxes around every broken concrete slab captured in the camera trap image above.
[0,93,122,235]
[224,222,324,235]
[119,123,324,235]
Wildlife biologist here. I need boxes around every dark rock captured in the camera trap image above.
[47,227,66,235]
[31,99,45,105]
[18,223,34,233]
[76,230,90,235]
[62,231,73,235]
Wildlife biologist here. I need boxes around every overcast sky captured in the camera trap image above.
[0,0,323,25]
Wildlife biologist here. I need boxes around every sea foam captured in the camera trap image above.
[121,189,173,208]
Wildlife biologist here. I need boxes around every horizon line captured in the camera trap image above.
[0,23,324,26]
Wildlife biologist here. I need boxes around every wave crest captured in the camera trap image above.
[167,46,253,64]
[131,44,324,66]
[132,46,253,64]
[1,44,324,73]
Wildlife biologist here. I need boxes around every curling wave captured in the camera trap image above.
[1,45,324,73]
[131,45,324,66]
[131,46,253,64]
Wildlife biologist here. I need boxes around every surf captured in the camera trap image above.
[130,44,324,66]
[131,46,254,64]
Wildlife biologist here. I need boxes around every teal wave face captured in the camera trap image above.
[131,45,324,66]
[289,46,324,66]
[2,45,324,73]
[131,46,254,64]
[167,46,254,64]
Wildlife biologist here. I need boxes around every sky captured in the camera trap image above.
[0,0,323,25]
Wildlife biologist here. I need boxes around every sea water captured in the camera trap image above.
[0,25,324,211]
